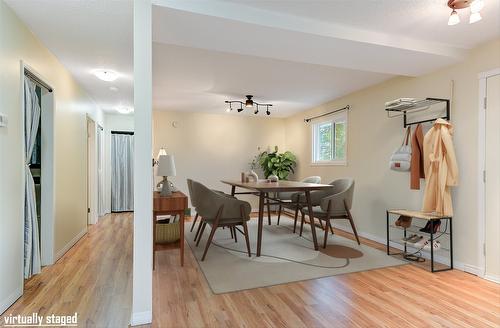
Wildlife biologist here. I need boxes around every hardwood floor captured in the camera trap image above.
[0,213,133,328]
[2,213,499,328]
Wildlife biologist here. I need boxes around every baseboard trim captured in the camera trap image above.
[483,274,500,284]
[0,286,22,315]
[130,311,152,326]
[54,228,87,261]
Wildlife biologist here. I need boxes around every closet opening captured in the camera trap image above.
[21,63,55,283]
[110,131,134,213]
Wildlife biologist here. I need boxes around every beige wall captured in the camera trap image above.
[0,0,103,312]
[285,39,500,269]
[153,111,286,209]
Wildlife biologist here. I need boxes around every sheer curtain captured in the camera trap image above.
[24,78,42,278]
[111,133,134,211]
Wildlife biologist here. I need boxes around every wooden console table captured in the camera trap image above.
[153,191,188,269]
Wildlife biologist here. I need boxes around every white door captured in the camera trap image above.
[485,74,500,281]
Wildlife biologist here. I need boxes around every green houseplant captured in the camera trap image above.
[257,146,297,180]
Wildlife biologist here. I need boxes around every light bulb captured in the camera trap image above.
[470,0,484,13]
[93,69,119,82]
[448,10,460,26]
[115,106,133,114]
[469,11,482,23]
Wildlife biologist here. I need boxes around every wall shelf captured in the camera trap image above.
[386,97,450,127]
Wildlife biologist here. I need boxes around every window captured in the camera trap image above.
[312,111,347,165]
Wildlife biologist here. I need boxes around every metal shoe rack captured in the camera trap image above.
[386,209,453,273]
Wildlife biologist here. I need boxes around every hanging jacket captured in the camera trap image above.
[422,119,459,216]
[410,124,425,190]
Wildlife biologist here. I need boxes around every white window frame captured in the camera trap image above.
[311,110,348,166]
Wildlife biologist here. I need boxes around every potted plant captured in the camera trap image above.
[257,146,297,180]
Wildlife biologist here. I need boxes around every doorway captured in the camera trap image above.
[111,131,134,212]
[87,117,99,225]
[22,64,55,275]
[478,68,500,283]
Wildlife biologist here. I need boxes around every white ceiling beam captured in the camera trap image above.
[152,0,468,76]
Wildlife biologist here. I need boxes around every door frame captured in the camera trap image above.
[86,116,98,225]
[477,67,500,282]
[20,61,56,271]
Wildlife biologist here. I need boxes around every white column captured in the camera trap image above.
[131,0,153,325]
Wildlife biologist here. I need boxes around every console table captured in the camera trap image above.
[153,191,188,269]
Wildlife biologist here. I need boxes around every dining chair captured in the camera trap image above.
[298,178,360,246]
[276,176,321,232]
[187,179,239,241]
[191,180,252,261]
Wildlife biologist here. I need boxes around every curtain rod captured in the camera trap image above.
[24,69,53,93]
[304,105,350,123]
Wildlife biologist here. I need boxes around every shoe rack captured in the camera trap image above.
[386,209,453,273]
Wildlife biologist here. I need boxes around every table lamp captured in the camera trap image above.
[157,154,176,196]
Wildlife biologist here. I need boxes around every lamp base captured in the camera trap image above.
[160,176,172,196]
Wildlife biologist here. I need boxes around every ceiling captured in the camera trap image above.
[5,0,500,116]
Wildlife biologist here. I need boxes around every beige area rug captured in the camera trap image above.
[185,217,406,294]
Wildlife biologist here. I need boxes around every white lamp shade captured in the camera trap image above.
[156,147,167,160]
[157,154,176,177]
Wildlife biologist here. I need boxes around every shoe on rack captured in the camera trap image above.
[413,237,428,248]
[423,240,441,251]
[401,234,418,243]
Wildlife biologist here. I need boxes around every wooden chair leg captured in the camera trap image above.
[277,204,282,225]
[190,213,199,232]
[266,193,271,225]
[242,221,251,257]
[194,219,204,242]
[299,211,305,236]
[230,226,234,239]
[196,222,207,247]
[233,226,238,243]
[201,222,219,261]
[293,204,299,233]
[346,208,360,245]
[330,224,334,234]
[323,219,330,248]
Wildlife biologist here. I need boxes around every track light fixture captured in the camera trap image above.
[447,0,484,25]
[225,95,273,115]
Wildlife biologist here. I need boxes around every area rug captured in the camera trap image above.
[185,217,406,294]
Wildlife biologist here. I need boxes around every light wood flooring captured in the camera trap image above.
[2,213,499,328]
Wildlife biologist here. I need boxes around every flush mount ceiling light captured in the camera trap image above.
[225,95,273,116]
[93,69,119,82]
[447,0,484,25]
[115,106,133,114]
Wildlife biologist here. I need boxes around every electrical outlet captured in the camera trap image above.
[0,113,7,127]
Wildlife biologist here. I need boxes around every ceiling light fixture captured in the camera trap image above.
[225,95,273,116]
[447,0,484,25]
[115,106,133,114]
[469,11,482,23]
[93,69,119,82]
[448,9,460,25]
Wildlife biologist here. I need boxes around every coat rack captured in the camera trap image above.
[386,98,450,128]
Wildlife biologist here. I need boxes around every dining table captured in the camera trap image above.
[221,179,334,256]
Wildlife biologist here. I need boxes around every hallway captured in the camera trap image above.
[0,214,133,327]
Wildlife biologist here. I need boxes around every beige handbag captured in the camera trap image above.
[390,127,412,171]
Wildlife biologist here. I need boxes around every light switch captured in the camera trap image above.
[0,113,7,127]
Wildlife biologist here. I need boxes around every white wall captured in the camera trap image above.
[0,0,104,314]
[153,111,287,210]
[284,39,500,272]
[103,113,134,214]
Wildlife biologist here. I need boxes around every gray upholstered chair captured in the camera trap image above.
[191,180,252,261]
[187,179,238,241]
[298,178,360,247]
[276,176,321,231]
